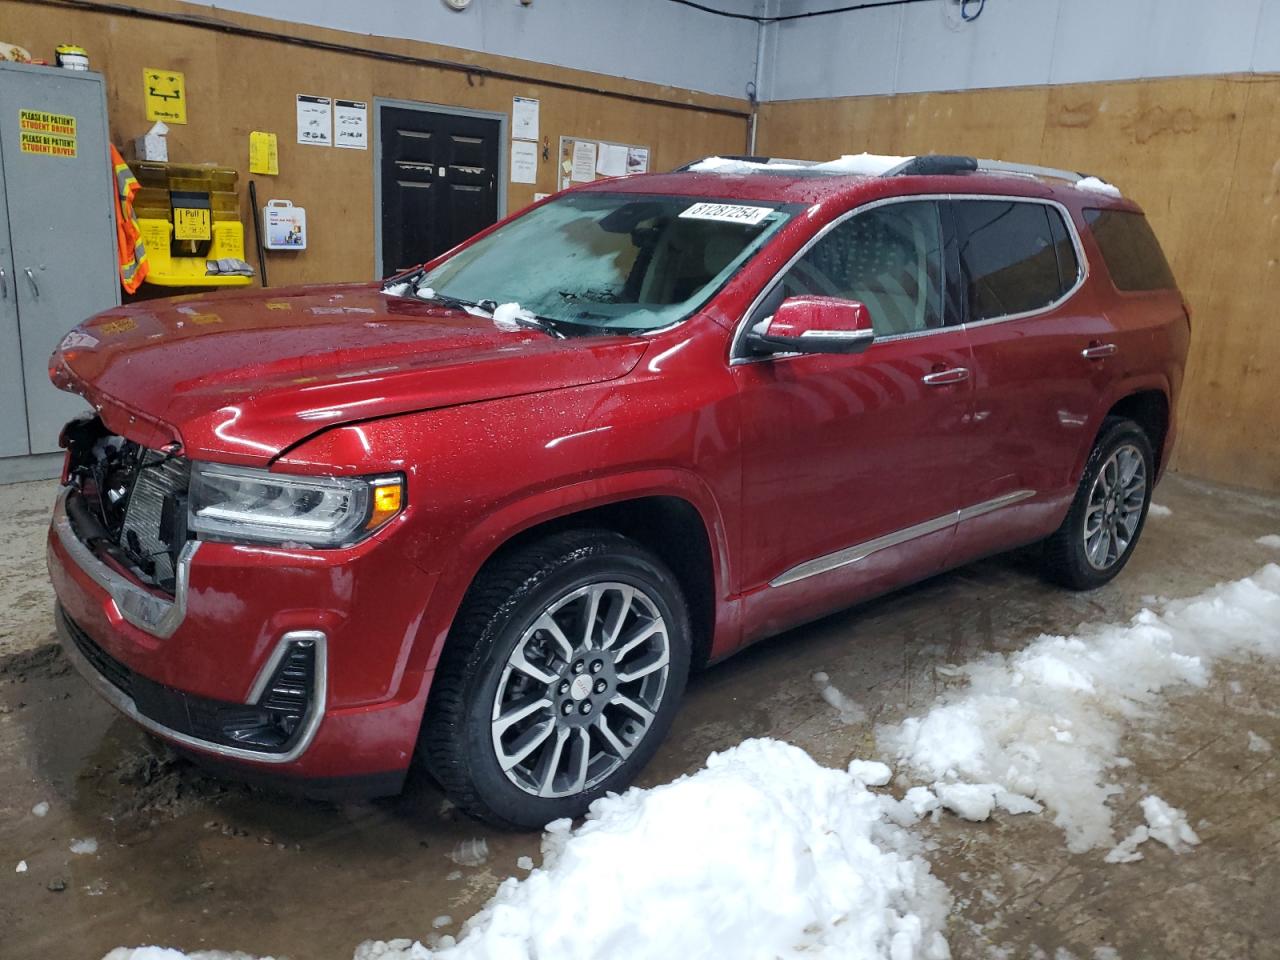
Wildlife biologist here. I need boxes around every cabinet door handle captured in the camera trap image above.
[922,367,970,386]
[23,268,38,299]
[0,267,6,299]
[1081,342,1117,360]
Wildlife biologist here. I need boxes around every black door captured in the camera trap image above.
[379,105,500,275]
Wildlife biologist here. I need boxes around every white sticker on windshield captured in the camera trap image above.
[679,202,774,226]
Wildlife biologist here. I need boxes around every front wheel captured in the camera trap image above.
[1042,417,1155,590]
[421,530,691,829]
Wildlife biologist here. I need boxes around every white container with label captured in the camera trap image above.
[262,199,307,250]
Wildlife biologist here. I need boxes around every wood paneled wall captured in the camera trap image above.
[758,76,1280,492]
[0,0,749,288]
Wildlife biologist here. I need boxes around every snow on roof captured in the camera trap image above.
[688,152,909,176]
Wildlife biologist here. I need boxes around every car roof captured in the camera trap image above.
[577,154,1140,212]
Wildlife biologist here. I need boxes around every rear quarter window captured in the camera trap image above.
[954,200,1080,321]
[1083,208,1177,292]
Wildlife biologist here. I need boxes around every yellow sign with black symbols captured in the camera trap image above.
[144,68,187,124]
[173,206,211,241]
[19,109,77,157]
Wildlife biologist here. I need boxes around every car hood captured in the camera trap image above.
[50,283,649,464]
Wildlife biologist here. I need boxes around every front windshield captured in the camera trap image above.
[415,193,792,332]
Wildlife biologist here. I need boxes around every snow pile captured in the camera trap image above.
[1257,534,1280,550]
[688,153,908,177]
[31,800,49,817]
[813,671,868,724]
[1147,503,1172,518]
[1104,795,1201,863]
[363,739,950,960]
[70,837,99,855]
[15,860,27,873]
[881,564,1280,852]
[1075,176,1123,198]
[492,302,536,331]
[1247,731,1273,754]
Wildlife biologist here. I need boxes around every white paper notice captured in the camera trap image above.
[296,94,332,146]
[679,202,774,225]
[334,99,368,150]
[627,146,650,175]
[511,140,538,184]
[571,140,598,182]
[596,143,629,178]
[512,96,540,141]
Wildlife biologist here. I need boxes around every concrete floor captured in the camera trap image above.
[0,473,1277,959]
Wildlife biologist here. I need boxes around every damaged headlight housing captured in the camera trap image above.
[188,462,404,547]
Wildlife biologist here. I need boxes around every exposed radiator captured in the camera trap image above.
[120,452,191,585]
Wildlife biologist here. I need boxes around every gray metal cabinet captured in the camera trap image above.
[0,62,117,473]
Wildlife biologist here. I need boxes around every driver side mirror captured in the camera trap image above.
[746,295,875,356]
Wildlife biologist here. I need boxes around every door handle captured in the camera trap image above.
[23,267,39,299]
[922,367,970,386]
[0,267,6,299]
[1081,342,1117,360]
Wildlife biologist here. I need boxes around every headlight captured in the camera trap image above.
[188,463,404,547]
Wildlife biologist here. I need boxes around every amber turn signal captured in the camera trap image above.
[366,479,405,530]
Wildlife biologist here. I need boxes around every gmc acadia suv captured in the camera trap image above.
[46,153,1189,828]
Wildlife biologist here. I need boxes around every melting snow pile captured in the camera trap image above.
[881,564,1280,852]
[1147,503,1172,518]
[813,671,868,724]
[359,739,950,960]
[492,302,536,331]
[1258,534,1280,550]
[1075,176,1123,198]
[1104,795,1201,864]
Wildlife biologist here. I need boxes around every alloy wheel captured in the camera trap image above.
[1083,443,1147,570]
[490,581,671,798]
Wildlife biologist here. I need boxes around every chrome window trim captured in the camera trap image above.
[57,610,329,765]
[52,488,197,639]
[729,193,1088,365]
[769,489,1036,588]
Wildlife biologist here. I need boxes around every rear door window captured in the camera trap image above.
[953,200,1080,321]
[1083,208,1177,291]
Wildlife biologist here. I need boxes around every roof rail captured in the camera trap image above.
[884,155,1088,182]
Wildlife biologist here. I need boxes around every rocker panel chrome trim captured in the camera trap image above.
[769,489,1036,588]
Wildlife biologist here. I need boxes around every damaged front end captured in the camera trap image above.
[60,414,192,598]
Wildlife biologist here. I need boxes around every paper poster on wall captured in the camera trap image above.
[512,96,539,141]
[144,68,187,124]
[511,139,538,184]
[249,131,279,175]
[296,95,332,146]
[627,146,650,175]
[571,139,598,183]
[334,99,368,149]
[596,143,629,178]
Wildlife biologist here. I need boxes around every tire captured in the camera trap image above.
[420,529,691,829]
[1042,417,1155,590]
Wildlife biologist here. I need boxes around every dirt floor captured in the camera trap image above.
[1,473,1277,959]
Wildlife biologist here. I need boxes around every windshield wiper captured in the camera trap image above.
[382,273,568,339]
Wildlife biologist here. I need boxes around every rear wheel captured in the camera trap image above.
[1042,417,1154,590]
[421,529,690,829]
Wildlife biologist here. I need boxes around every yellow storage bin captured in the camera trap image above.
[138,217,253,288]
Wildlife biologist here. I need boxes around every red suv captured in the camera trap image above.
[47,154,1188,828]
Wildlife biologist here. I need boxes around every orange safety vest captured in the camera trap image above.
[110,144,148,293]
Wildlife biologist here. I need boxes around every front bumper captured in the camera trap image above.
[47,487,438,792]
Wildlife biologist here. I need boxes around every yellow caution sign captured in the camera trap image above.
[144,68,187,124]
[173,206,211,241]
[19,109,77,157]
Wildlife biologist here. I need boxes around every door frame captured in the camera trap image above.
[372,97,509,279]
